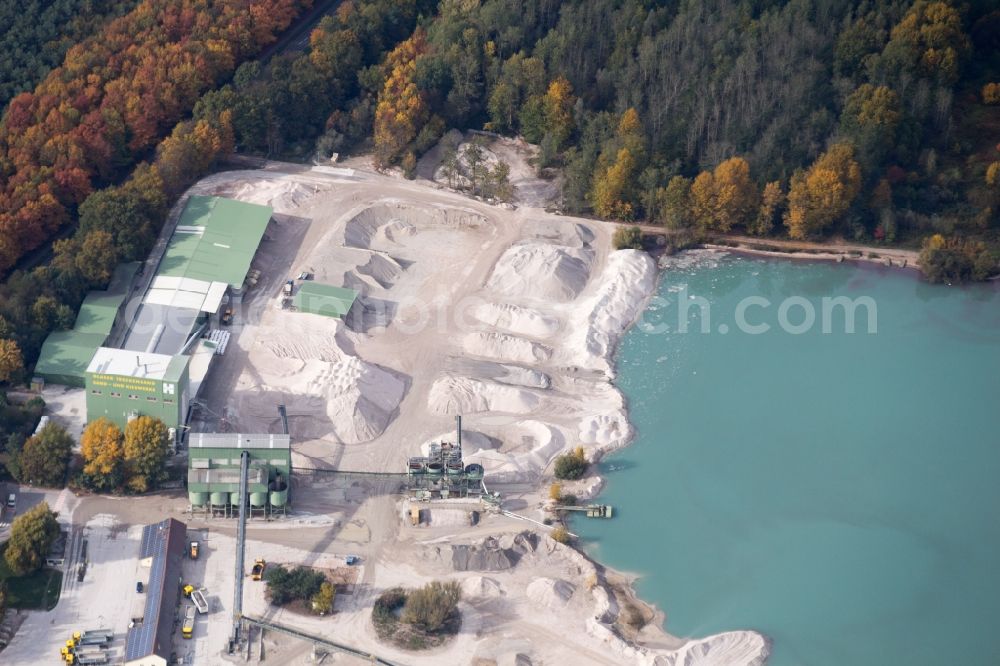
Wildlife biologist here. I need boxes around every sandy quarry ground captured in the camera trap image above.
[4,138,768,666]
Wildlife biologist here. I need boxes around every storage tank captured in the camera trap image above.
[210,491,228,508]
[464,463,484,480]
[188,492,208,507]
[269,477,288,507]
[249,491,268,508]
[230,491,244,506]
[426,462,443,476]
[447,461,464,475]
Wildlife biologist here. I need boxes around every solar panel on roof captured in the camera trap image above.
[126,519,185,663]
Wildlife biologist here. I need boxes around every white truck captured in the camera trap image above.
[191,587,209,614]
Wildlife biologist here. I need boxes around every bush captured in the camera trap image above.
[983,82,1000,105]
[374,588,407,621]
[401,581,461,633]
[550,526,571,544]
[553,446,588,480]
[919,234,996,283]
[311,581,336,615]
[264,565,327,607]
[612,225,643,250]
[373,583,462,650]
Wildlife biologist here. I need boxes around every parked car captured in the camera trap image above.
[6,493,15,508]
[136,581,144,593]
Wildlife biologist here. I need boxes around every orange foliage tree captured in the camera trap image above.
[785,143,862,239]
[373,29,430,168]
[0,0,312,273]
[689,157,759,232]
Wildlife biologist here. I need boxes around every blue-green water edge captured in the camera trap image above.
[575,255,1000,666]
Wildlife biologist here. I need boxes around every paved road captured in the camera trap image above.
[255,0,341,65]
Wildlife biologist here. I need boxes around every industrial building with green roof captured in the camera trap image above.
[34,262,140,387]
[157,195,274,288]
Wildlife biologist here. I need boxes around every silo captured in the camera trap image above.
[189,491,208,507]
[210,491,228,509]
[269,476,288,507]
[249,491,268,508]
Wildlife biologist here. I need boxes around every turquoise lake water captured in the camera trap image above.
[575,253,1000,666]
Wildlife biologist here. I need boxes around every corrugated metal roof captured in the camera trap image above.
[35,331,108,384]
[74,292,125,335]
[188,432,291,450]
[36,261,142,385]
[144,277,229,314]
[293,282,358,318]
[125,519,186,663]
[158,196,273,288]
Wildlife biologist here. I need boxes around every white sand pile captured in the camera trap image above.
[495,364,550,389]
[462,331,552,364]
[460,575,504,599]
[567,249,657,374]
[428,375,540,415]
[232,179,320,212]
[471,302,561,338]
[355,253,403,289]
[252,316,405,443]
[578,412,629,448]
[464,420,564,483]
[528,219,595,249]
[343,201,486,250]
[663,632,771,666]
[487,241,592,302]
[526,577,575,609]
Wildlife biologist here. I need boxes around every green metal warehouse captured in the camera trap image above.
[187,433,291,516]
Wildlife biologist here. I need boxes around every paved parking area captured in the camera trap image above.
[2,514,142,665]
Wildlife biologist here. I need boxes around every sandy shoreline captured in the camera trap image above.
[701,240,921,274]
[165,139,772,664]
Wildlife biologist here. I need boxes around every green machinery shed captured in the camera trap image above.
[293,282,358,318]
